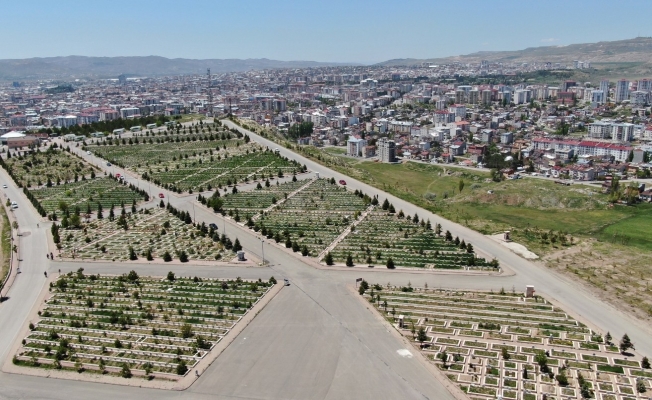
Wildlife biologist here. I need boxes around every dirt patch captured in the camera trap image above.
[488,234,539,259]
[538,238,652,322]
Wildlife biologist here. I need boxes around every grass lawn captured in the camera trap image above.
[0,204,10,284]
[323,146,347,155]
[598,206,652,251]
[342,159,652,251]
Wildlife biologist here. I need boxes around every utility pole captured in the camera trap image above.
[207,68,213,116]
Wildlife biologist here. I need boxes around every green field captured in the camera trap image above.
[306,154,652,254]
[599,208,652,251]
[0,203,10,285]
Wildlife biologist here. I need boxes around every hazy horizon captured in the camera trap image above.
[3,0,651,64]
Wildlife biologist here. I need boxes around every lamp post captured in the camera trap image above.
[261,238,265,265]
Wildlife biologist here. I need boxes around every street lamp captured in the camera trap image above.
[261,238,265,265]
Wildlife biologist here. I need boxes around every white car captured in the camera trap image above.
[86,151,91,155]
[2,184,7,188]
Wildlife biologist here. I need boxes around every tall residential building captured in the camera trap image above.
[377,138,396,163]
[637,79,652,92]
[481,90,492,105]
[599,80,610,101]
[614,79,630,103]
[591,90,605,106]
[611,123,634,142]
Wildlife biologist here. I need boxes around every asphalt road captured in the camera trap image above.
[0,120,649,400]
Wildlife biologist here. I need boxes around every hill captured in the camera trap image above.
[0,56,354,81]
[377,37,652,66]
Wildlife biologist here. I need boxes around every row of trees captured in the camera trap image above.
[39,115,171,136]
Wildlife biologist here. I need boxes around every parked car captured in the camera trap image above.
[2,184,6,189]
[106,162,112,167]
[86,151,91,155]
[284,279,290,286]
[158,193,165,198]
[209,223,218,230]
[339,179,347,185]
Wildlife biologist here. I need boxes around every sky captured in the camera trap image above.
[3,0,652,64]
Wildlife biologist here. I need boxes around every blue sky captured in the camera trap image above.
[3,0,651,64]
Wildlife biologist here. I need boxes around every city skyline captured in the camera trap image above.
[3,0,651,64]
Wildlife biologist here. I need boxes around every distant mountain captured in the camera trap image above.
[0,56,355,81]
[376,37,652,66]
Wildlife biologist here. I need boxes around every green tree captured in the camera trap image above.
[458,179,465,193]
[180,323,193,338]
[232,238,242,252]
[128,246,137,261]
[417,327,428,346]
[163,251,172,262]
[120,363,132,378]
[386,257,395,269]
[179,250,189,263]
[501,347,510,360]
[345,254,354,267]
[620,333,634,353]
[535,351,549,372]
[637,378,647,393]
[167,271,175,281]
[324,252,334,265]
[555,371,568,386]
[176,360,188,375]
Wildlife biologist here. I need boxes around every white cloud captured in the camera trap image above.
[540,38,558,43]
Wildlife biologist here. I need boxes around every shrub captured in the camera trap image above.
[120,363,132,378]
[176,360,188,375]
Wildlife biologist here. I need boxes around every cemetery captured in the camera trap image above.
[13,271,276,381]
[220,178,371,256]
[216,178,489,268]
[31,177,148,217]
[56,207,229,262]
[86,129,305,193]
[361,284,652,400]
[0,146,97,188]
[329,211,490,269]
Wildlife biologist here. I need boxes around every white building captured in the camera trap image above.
[588,121,612,139]
[347,137,367,157]
[629,91,649,106]
[119,107,140,119]
[611,123,634,142]
[52,115,78,128]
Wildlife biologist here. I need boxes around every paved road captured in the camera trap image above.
[0,120,649,400]
[0,137,457,400]
[220,120,652,354]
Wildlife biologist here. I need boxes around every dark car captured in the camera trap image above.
[209,223,218,230]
